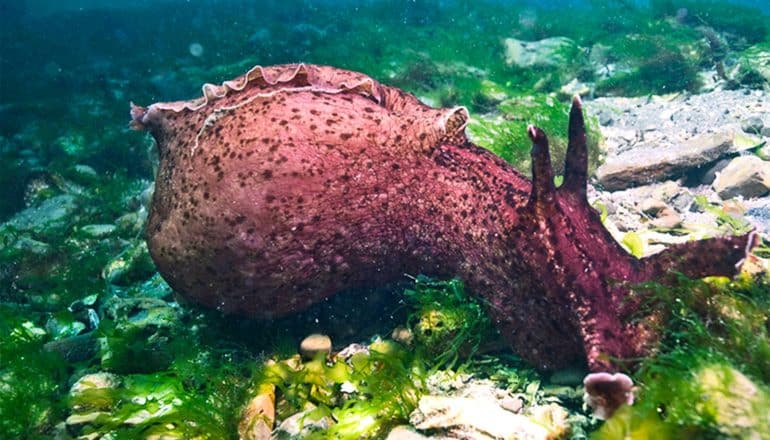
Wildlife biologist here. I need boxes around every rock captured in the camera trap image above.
[503,37,577,68]
[69,372,122,412]
[559,78,591,99]
[391,326,414,346]
[477,79,509,105]
[385,425,430,440]
[641,199,682,229]
[7,234,51,256]
[701,158,733,185]
[127,273,174,300]
[239,384,275,440]
[741,116,764,134]
[5,194,79,237]
[271,404,331,439]
[299,334,332,360]
[115,209,148,236]
[79,224,116,238]
[43,332,99,363]
[589,90,770,190]
[596,132,733,191]
[528,404,570,439]
[45,313,86,339]
[669,191,694,212]
[500,396,525,413]
[98,297,181,373]
[640,198,668,216]
[73,164,98,178]
[746,205,770,233]
[713,155,770,199]
[71,372,121,394]
[65,411,108,428]
[334,343,369,362]
[410,395,566,440]
[102,241,156,285]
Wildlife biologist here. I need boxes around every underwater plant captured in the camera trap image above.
[0,308,68,439]
[595,34,702,96]
[596,272,770,438]
[651,0,768,45]
[404,275,494,368]
[467,94,603,177]
[258,341,427,440]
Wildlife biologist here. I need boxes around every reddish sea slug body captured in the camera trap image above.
[131,63,756,417]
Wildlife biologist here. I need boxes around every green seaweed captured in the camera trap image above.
[254,340,425,439]
[651,0,768,45]
[596,273,770,438]
[0,307,68,440]
[242,277,498,439]
[66,330,262,439]
[693,195,754,235]
[404,275,494,368]
[595,33,703,96]
[467,94,603,175]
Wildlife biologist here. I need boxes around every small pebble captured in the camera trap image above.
[391,326,414,346]
[299,333,332,360]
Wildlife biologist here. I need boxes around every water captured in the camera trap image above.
[2,1,770,439]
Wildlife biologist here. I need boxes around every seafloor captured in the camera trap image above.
[1,1,769,439]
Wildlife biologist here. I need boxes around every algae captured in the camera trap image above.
[467,94,603,176]
[596,271,770,438]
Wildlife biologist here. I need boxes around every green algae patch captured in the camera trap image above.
[651,0,768,44]
[65,348,261,439]
[595,32,703,96]
[251,277,498,439]
[596,273,770,438]
[404,276,495,368]
[468,95,603,176]
[0,308,68,440]
[259,341,426,440]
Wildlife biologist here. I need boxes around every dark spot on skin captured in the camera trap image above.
[262,170,273,179]
[340,133,353,141]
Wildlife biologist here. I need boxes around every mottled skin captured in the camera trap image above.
[132,64,756,375]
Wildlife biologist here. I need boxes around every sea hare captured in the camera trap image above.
[131,64,756,415]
